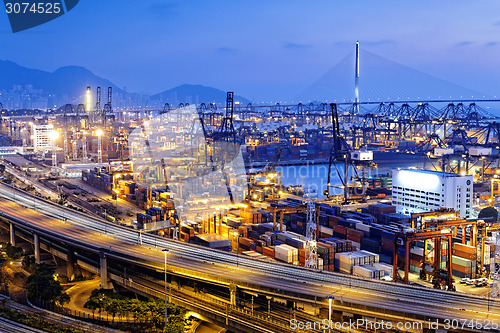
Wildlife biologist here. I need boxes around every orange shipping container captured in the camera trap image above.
[454,243,476,254]
[452,264,472,274]
[452,249,477,260]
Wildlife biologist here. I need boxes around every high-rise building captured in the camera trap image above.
[392,169,473,218]
[32,124,55,152]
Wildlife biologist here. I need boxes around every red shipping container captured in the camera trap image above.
[347,234,362,243]
[334,226,347,234]
[328,215,339,228]
[347,228,364,238]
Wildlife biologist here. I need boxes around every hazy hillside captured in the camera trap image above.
[150,84,251,106]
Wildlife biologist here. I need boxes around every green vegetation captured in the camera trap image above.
[26,264,70,306]
[478,206,498,221]
[84,289,187,331]
[0,253,8,295]
[0,306,84,333]
[4,243,23,259]
[22,255,37,274]
[58,193,68,205]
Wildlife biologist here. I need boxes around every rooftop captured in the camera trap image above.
[395,168,463,178]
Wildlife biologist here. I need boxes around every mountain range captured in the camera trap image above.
[0,60,126,100]
[0,60,251,108]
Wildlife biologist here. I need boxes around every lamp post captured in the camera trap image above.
[162,249,169,328]
[326,295,335,333]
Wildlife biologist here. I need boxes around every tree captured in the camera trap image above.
[116,299,129,322]
[479,206,498,221]
[146,300,165,329]
[26,264,69,306]
[5,243,23,259]
[0,164,5,174]
[58,193,68,205]
[22,255,36,274]
[84,297,99,316]
[105,298,120,323]
[163,321,184,333]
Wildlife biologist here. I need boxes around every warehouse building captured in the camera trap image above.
[392,169,473,218]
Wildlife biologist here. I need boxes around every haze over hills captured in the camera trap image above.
[0,61,252,109]
[0,54,492,110]
[0,60,126,102]
[296,50,489,104]
[149,84,251,106]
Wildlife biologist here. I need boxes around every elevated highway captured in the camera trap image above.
[0,183,499,332]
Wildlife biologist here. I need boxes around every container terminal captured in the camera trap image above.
[1,89,500,295]
[0,44,499,322]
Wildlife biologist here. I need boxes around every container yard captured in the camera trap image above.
[0,86,499,296]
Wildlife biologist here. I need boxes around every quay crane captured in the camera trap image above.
[324,103,375,204]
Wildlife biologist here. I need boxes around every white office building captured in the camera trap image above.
[392,169,473,218]
[32,124,55,153]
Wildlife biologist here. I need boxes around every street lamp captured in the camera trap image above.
[162,249,169,328]
[325,295,335,333]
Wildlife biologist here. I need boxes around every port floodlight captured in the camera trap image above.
[96,129,103,137]
[50,131,59,140]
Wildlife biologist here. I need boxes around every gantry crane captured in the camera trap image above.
[394,228,455,290]
[412,210,498,278]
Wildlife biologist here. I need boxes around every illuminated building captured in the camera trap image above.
[392,169,473,218]
[31,124,55,153]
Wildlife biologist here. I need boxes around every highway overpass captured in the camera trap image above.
[0,183,498,332]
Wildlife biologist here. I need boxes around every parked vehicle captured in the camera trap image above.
[460,278,470,284]
[475,278,488,287]
[466,279,477,286]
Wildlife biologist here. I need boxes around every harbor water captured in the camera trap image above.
[276,160,426,199]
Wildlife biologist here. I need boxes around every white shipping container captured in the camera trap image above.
[353,265,373,278]
[319,226,333,236]
[434,147,454,157]
[275,245,295,263]
[355,223,371,232]
[372,262,394,276]
[410,246,424,257]
[452,255,474,267]
[468,147,492,156]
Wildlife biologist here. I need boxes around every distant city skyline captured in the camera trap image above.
[0,0,500,102]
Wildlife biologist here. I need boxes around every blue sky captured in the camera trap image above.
[0,0,499,102]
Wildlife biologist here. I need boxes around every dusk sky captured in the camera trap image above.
[1,0,500,102]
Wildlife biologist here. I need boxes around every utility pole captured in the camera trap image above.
[162,249,169,328]
[96,129,103,164]
[305,196,318,269]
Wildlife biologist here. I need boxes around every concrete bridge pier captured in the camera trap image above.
[9,223,15,246]
[99,251,112,289]
[229,283,238,306]
[33,233,40,264]
[66,247,81,281]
